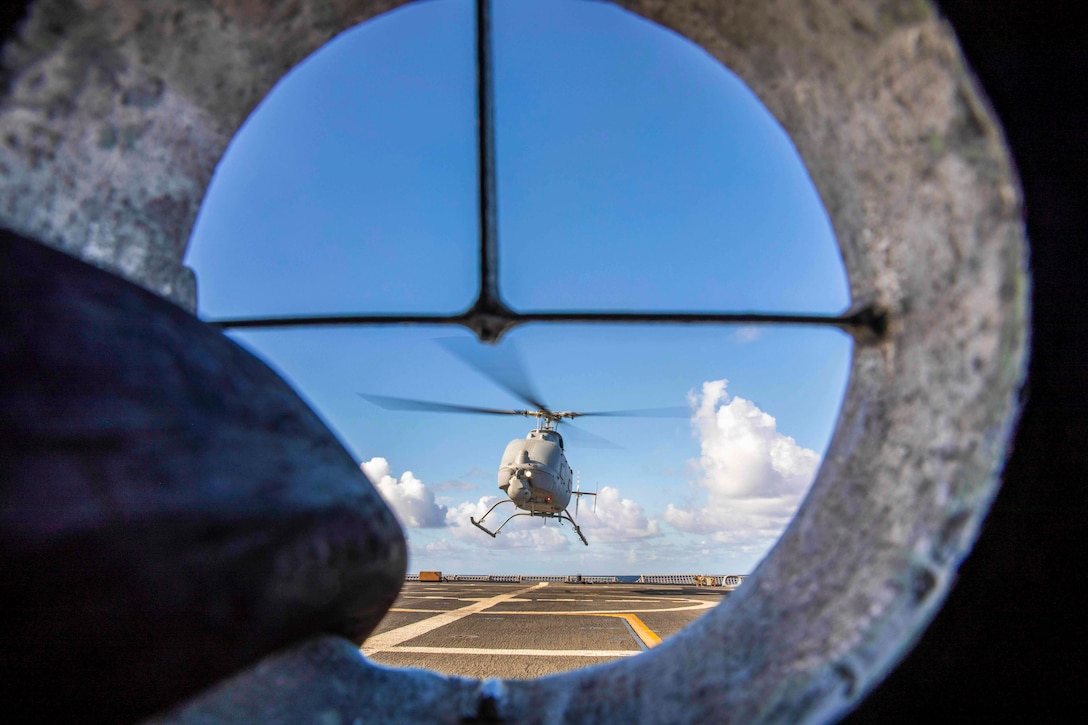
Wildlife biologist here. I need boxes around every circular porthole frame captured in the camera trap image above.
[0,1,1029,723]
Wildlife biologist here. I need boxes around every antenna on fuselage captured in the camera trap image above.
[574,473,598,516]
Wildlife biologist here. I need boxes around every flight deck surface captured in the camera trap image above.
[362,581,729,679]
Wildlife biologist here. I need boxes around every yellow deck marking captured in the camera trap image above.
[380,609,663,650]
[612,613,661,648]
[376,586,715,654]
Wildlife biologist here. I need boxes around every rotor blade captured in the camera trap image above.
[359,393,527,417]
[573,405,691,418]
[556,421,622,450]
[437,337,550,412]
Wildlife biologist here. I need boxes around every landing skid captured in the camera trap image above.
[471,500,589,546]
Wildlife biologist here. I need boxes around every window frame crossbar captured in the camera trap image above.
[206,0,886,344]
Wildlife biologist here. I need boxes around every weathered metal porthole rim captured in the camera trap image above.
[0,1,1029,723]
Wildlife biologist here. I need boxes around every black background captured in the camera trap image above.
[845,1,1087,721]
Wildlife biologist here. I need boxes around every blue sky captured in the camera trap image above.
[186,0,852,576]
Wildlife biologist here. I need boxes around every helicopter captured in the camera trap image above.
[360,339,685,546]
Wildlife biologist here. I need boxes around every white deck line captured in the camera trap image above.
[387,600,715,616]
[372,646,639,658]
[361,582,549,656]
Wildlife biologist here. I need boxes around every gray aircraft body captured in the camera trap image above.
[361,340,685,545]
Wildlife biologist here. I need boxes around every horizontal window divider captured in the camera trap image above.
[206,302,886,343]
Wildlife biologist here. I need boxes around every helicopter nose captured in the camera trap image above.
[507,476,531,504]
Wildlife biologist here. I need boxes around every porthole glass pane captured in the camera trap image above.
[186,0,479,317]
[188,0,853,678]
[494,0,849,314]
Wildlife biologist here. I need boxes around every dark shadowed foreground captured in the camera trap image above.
[0,231,406,723]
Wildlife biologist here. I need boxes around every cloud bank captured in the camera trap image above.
[444,496,572,551]
[666,380,820,555]
[362,452,662,561]
[579,486,661,542]
[436,483,659,552]
[362,457,448,528]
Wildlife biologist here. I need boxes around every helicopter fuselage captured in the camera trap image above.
[361,339,671,546]
[497,428,572,514]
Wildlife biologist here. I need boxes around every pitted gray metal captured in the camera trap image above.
[0,0,403,310]
[0,1,1028,723]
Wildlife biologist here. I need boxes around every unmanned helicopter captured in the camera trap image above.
[360,340,685,546]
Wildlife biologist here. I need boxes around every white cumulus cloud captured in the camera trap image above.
[666,380,820,556]
[579,486,661,543]
[362,457,448,528]
[444,496,573,551]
